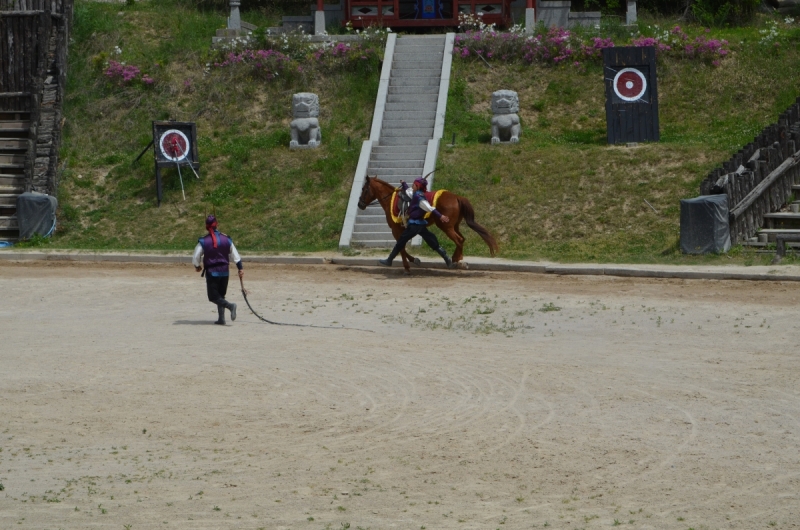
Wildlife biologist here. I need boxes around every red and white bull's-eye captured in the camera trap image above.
[159,129,190,162]
[613,67,647,102]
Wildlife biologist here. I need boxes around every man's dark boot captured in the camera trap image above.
[215,304,226,325]
[436,247,453,268]
[229,302,237,321]
[379,244,403,267]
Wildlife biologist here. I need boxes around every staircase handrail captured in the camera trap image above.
[728,145,800,244]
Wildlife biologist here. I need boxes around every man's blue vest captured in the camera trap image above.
[200,231,232,276]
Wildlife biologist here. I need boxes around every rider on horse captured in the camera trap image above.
[379,178,452,268]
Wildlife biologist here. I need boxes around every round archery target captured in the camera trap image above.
[613,68,647,102]
[159,129,190,162]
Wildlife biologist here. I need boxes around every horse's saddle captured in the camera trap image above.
[391,189,443,226]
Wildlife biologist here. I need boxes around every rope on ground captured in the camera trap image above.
[240,289,374,333]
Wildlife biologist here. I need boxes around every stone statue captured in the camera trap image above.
[290,92,321,149]
[491,90,521,145]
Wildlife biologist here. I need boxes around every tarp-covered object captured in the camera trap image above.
[680,194,731,254]
[16,192,57,240]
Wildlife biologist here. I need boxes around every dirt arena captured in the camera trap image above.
[0,261,798,530]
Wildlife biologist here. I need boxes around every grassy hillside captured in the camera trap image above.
[46,1,800,264]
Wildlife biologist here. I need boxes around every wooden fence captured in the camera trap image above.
[0,0,73,195]
[0,0,67,13]
[699,97,800,245]
[0,12,51,112]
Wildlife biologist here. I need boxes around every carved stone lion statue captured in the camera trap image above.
[490,90,521,145]
[290,92,321,149]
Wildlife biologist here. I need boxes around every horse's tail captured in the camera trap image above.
[458,196,499,257]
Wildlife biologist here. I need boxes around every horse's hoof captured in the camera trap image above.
[413,257,421,266]
[403,269,412,275]
[457,261,469,270]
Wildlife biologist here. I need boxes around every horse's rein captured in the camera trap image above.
[363,189,396,207]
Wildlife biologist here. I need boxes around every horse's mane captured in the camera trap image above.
[369,176,395,191]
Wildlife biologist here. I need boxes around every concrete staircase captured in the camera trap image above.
[350,35,446,248]
[0,112,29,242]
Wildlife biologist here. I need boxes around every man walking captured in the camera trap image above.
[192,215,243,325]
[378,178,452,268]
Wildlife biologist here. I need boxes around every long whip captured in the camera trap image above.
[238,276,373,332]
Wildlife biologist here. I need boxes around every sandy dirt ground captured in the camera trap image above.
[0,261,798,530]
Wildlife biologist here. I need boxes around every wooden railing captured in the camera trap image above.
[0,0,73,196]
[699,97,800,245]
[0,0,67,14]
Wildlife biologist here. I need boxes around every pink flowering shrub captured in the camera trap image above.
[633,26,730,65]
[454,27,603,66]
[213,49,293,81]
[312,41,381,74]
[453,24,731,68]
[104,60,153,87]
[212,41,381,82]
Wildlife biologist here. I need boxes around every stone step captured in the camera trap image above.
[388,85,440,94]
[353,223,393,232]
[394,43,445,50]
[382,110,437,121]
[391,69,442,78]
[381,127,434,137]
[396,35,446,41]
[367,167,426,177]
[349,240,396,248]
[384,102,437,112]
[384,95,439,104]
[355,214,387,222]
[792,184,800,191]
[390,77,441,87]
[368,159,425,169]
[382,118,436,128]
[369,152,426,161]
[393,59,443,68]
[366,173,424,182]
[0,216,18,230]
[350,232,394,240]
[371,144,428,153]
[378,137,430,146]
[369,156,426,165]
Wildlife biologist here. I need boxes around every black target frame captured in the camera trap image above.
[602,47,660,144]
[152,121,200,206]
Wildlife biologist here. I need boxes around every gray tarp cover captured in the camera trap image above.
[16,192,57,240]
[680,194,731,254]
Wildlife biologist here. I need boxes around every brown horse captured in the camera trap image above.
[357,176,499,273]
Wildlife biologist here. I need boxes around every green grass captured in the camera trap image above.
[56,0,378,251]
[50,3,800,265]
[436,15,800,263]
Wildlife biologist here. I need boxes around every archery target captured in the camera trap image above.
[159,129,190,162]
[613,68,647,102]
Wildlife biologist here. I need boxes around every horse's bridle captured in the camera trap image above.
[358,177,395,209]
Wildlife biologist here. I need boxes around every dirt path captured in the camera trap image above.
[0,262,798,529]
